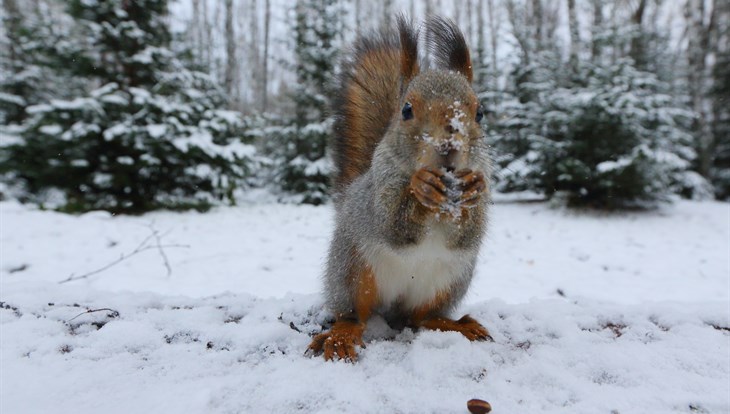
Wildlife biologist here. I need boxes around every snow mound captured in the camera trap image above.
[2,283,728,414]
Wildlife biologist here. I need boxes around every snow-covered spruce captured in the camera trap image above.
[489,56,710,208]
[0,0,258,213]
[263,0,342,205]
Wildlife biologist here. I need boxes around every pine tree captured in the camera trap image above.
[493,59,706,208]
[269,0,341,205]
[1,0,257,213]
[0,0,33,125]
[0,0,84,125]
[490,2,708,209]
[488,44,563,194]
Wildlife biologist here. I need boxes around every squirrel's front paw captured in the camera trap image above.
[306,321,364,362]
[454,169,487,208]
[409,167,449,210]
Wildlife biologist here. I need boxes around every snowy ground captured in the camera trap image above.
[1,195,729,413]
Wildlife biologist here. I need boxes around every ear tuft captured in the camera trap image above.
[397,14,420,88]
[426,16,473,83]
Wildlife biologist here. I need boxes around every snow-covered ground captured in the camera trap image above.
[1,196,729,413]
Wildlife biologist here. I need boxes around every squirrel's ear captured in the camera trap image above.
[426,16,473,83]
[397,14,419,88]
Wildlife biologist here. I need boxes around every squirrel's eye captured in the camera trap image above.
[475,106,484,123]
[402,102,414,121]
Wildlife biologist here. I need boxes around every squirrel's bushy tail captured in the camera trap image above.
[331,16,419,193]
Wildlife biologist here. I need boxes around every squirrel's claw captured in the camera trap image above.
[306,322,364,362]
[410,167,487,211]
[456,315,492,341]
[410,167,449,210]
[456,170,486,207]
[418,314,493,342]
[305,332,328,358]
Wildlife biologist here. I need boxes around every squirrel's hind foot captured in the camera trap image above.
[418,314,493,342]
[306,320,365,362]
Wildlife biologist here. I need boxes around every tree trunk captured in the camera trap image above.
[248,0,261,106]
[261,0,270,112]
[686,0,718,177]
[202,0,212,73]
[475,0,486,86]
[591,0,603,61]
[466,0,473,47]
[505,0,530,66]
[629,0,647,68]
[191,0,202,64]
[567,0,579,73]
[224,0,238,106]
[531,0,543,47]
[487,0,500,93]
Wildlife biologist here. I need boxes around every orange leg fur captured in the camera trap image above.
[308,263,378,362]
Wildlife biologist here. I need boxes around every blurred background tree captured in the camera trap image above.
[1,0,257,213]
[264,0,343,205]
[1,0,728,212]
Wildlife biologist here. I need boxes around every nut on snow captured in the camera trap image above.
[467,398,492,414]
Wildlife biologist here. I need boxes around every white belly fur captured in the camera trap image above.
[363,223,469,310]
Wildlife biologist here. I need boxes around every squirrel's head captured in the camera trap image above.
[399,71,484,172]
[390,16,486,173]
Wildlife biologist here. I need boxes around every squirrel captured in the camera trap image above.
[307,15,492,361]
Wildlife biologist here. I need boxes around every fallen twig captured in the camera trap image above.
[147,222,173,277]
[67,308,120,323]
[59,223,189,284]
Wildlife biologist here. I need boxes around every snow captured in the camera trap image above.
[448,103,467,134]
[116,156,134,165]
[0,127,23,147]
[302,156,333,177]
[147,124,167,138]
[38,125,63,135]
[1,198,729,413]
[70,159,90,168]
[103,123,127,141]
[100,93,129,106]
[0,92,26,107]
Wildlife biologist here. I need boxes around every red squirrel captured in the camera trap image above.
[308,16,492,361]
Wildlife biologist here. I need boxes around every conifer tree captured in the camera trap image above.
[0,0,84,125]
[269,0,341,205]
[1,0,256,213]
[489,3,708,208]
[492,59,705,208]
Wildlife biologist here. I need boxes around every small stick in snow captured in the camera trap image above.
[67,308,120,323]
[59,223,189,284]
[146,222,173,277]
